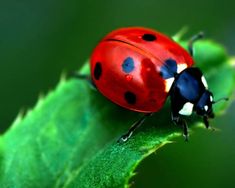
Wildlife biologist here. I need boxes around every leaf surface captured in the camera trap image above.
[0,39,234,188]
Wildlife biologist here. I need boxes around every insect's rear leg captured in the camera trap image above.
[188,32,204,56]
[118,113,153,143]
[72,73,97,89]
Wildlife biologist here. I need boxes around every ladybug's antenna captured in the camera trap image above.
[212,97,229,104]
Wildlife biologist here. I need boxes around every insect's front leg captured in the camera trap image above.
[172,114,189,141]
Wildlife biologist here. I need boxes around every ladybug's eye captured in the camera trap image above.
[142,34,157,41]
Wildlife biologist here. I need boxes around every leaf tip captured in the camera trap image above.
[10,109,25,129]
[60,71,68,83]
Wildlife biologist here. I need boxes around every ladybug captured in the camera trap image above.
[83,27,227,142]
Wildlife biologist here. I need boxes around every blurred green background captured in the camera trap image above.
[0,0,234,187]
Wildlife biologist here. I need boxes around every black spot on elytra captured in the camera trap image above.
[94,62,102,80]
[122,57,135,73]
[142,34,157,41]
[124,91,136,105]
[160,59,177,79]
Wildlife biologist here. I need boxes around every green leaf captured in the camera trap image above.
[0,39,234,188]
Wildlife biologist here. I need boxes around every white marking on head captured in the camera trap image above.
[179,102,194,116]
[201,76,208,89]
[210,95,213,102]
[177,64,187,73]
[204,105,208,111]
[164,77,175,92]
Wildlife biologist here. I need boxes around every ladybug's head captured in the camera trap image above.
[194,90,214,118]
[195,90,228,118]
[172,67,228,121]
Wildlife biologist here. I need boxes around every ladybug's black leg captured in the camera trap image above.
[118,113,153,143]
[172,116,189,141]
[203,116,209,129]
[72,73,97,89]
[188,32,204,56]
[203,116,217,133]
[170,96,189,141]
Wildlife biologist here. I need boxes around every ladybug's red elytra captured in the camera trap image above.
[83,27,227,142]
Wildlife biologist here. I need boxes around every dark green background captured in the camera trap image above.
[0,0,234,187]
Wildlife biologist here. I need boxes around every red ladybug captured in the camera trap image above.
[87,27,226,141]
